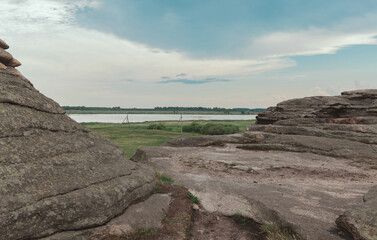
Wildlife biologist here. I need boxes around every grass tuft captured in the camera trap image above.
[187,191,200,204]
[156,172,174,185]
[232,213,250,226]
[261,223,301,240]
[123,227,157,240]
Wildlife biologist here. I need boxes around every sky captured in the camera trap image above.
[0,0,377,108]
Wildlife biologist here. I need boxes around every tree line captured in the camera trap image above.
[62,106,266,112]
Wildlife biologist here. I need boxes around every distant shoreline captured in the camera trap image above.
[65,110,262,115]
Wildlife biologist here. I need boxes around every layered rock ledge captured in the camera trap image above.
[133,90,377,240]
[0,39,156,239]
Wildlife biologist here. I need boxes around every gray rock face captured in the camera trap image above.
[133,90,377,239]
[336,186,377,240]
[0,39,9,49]
[43,193,171,240]
[0,39,156,239]
[256,90,377,124]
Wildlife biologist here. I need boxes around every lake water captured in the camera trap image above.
[68,114,257,123]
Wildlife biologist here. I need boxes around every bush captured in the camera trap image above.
[147,123,167,130]
[183,122,239,135]
[200,123,239,135]
[182,122,201,132]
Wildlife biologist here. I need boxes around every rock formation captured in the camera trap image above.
[336,185,377,240]
[133,90,377,239]
[256,89,377,125]
[2,37,376,239]
[0,39,156,239]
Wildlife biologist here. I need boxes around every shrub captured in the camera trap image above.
[182,122,201,132]
[200,123,239,135]
[147,123,167,130]
[183,122,239,135]
[261,224,301,240]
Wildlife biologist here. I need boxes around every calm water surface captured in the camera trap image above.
[68,114,256,123]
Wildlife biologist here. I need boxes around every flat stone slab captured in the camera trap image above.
[42,193,171,240]
[336,186,377,240]
[109,193,171,229]
[134,145,377,240]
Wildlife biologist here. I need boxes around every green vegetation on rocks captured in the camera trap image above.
[187,191,200,204]
[261,224,301,240]
[156,172,174,185]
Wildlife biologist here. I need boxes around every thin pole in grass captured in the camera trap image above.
[122,114,131,127]
[179,114,183,133]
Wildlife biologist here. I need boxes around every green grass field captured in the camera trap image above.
[82,120,254,159]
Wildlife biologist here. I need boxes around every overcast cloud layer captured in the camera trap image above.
[1,0,377,107]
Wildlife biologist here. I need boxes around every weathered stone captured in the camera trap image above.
[134,144,377,240]
[108,193,171,229]
[0,38,9,49]
[256,90,377,124]
[336,186,377,240]
[364,185,377,202]
[0,39,156,239]
[0,71,64,113]
[42,193,171,240]
[134,89,377,240]
[8,58,21,67]
[0,48,14,65]
[342,89,377,99]
[0,62,6,70]
[2,66,34,86]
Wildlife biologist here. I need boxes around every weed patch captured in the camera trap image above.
[187,191,200,204]
[232,214,250,226]
[123,227,157,240]
[261,224,301,240]
[156,172,174,185]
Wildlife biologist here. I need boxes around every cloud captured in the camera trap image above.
[2,0,375,108]
[247,26,377,58]
[0,0,297,107]
[158,77,231,84]
[309,86,331,96]
[0,0,101,37]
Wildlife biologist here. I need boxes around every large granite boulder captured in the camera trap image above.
[252,92,377,239]
[133,89,377,239]
[0,39,156,239]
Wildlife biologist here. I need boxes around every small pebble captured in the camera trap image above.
[192,204,199,210]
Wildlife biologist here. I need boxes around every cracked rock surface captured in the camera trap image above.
[133,90,377,240]
[0,39,156,239]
